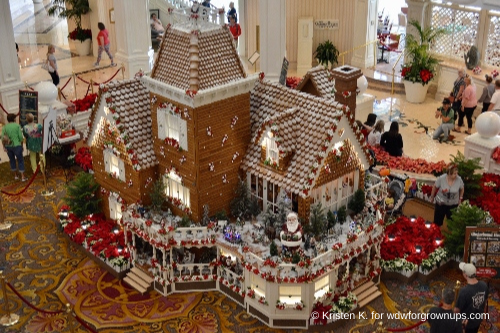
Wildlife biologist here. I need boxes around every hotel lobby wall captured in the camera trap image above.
[89,0,116,58]
[246,0,356,71]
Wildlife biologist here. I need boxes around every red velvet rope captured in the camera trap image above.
[60,77,72,91]
[100,68,121,84]
[386,320,427,332]
[77,76,91,85]
[74,314,98,333]
[84,84,91,98]
[76,68,121,86]
[6,282,63,315]
[1,164,40,196]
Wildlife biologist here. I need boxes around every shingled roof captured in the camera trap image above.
[151,24,246,91]
[85,78,158,170]
[241,80,372,197]
[295,66,335,99]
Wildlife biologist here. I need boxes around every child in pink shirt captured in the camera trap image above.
[94,22,116,67]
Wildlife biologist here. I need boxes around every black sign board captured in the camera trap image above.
[278,57,289,86]
[464,226,500,279]
[19,90,38,127]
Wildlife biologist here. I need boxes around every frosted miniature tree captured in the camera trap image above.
[275,191,291,231]
[149,179,166,214]
[348,189,365,215]
[230,177,251,219]
[327,210,336,230]
[201,204,210,226]
[248,196,261,220]
[309,202,326,239]
[270,240,278,256]
[64,172,101,218]
[337,206,347,225]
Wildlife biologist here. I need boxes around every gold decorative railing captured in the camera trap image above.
[338,39,379,67]
[391,50,405,95]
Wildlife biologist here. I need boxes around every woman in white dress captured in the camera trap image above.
[367,120,385,146]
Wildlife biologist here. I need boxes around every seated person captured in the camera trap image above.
[432,98,455,143]
[385,189,395,209]
[150,13,164,34]
[362,113,377,139]
[367,120,385,146]
[380,121,403,157]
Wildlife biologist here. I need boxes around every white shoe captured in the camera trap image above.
[93,63,99,67]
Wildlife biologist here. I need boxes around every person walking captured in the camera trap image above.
[454,263,489,333]
[455,76,476,135]
[433,98,455,143]
[428,288,462,333]
[23,113,45,174]
[429,163,464,227]
[227,2,237,23]
[1,113,26,182]
[47,44,59,86]
[477,75,495,113]
[94,22,116,68]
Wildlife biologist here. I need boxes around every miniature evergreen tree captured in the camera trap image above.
[248,197,261,220]
[337,206,347,225]
[292,251,301,264]
[201,204,210,226]
[327,210,336,230]
[348,189,365,215]
[263,205,277,230]
[270,240,278,256]
[149,179,166,213]
[444,202,487,257]
[215,209,228,221]
[450,151,482,200]
[230,177,251,219]
[64,172,101,218]
[275,192,291,231]
[179,215,192,227]
[309,202,326,239]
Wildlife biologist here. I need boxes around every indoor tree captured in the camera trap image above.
[314,40,339,69]
[64,172,101,218]
[48,0,92,42]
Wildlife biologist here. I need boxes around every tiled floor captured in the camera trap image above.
[4,0,467,168]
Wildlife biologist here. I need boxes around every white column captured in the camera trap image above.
[405,0,428,37]
[296,17,313,77]
[237,0,247,58]
[0,1,24,120]
[259,0,286,82]
[113,0,155,79]
[351,0,378,69]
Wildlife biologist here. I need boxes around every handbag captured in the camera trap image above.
[41,59,55,73]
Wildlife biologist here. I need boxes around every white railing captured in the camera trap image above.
[162,0,226,27]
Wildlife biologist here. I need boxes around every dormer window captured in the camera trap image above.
[263,131,279,166]
[157,106,188,151]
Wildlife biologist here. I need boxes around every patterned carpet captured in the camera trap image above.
[0,164,499,333]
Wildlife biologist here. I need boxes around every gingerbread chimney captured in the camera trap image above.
[330,66,362,117]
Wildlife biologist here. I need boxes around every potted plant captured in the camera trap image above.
[48,0,92,56]
[314,40,339,69]
[400,19,447,103]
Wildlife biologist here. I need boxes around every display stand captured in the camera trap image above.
[464,134,500,173]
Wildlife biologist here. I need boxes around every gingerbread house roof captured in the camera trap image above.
[151,24,246,92]
[295,66,335,99]
[85,78,158,170]
[241,80,372,197]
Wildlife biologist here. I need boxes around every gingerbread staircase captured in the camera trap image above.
[123,267,154,294]
[353,280,382,309]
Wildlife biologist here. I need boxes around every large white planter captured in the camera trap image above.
[75,39,91,56]
[403,80,430,104]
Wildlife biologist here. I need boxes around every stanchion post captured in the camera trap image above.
[453,280,461,307]
[375,321,387,333]
[65,303,75,333]
[90,79,94,94]
[0,271,20,326]
[121,64,125,80]
[58,87,62,101]
[24,81,29,89]
[72,72,77,100]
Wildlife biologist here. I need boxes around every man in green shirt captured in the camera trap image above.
[432,98,455,143]
[1,113,26,181]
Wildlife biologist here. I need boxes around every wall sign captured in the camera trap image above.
[19,90,38,127]
[464,226,500,279]
[314,19,339,30]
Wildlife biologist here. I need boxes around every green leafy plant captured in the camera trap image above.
[327,210,336,230]
[48,0,92,42]
[270,241,278,257]
[444,202,487,257]
[348,189,365,215]
[64,172,101,218]
[215,209,228,221]
[450,151,482,200]
[401,20,447,85]
[314,40,339,69]
[179,215,192,227]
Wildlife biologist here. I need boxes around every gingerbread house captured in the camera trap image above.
[295,65,336,99]
[140,22,257,221]
[85,78,159,219]
[240,78,373,221]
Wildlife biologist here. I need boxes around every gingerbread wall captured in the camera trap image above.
[151,92,251,222]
